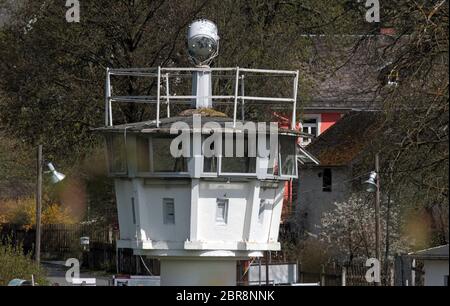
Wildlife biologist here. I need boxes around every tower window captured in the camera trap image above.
[322,168,332,192]
[136,136,150,172]
[152,137,187,173]
[163,198,175,224]
[131,197,136,225]
[221,135,256,174]
[216,199,229,224]
[259,199,267,223]
[107,134,127,173]
[279,135,297,177]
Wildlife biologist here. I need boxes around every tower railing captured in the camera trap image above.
[105,67,299,129]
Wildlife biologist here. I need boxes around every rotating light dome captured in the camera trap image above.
[187,19,220,66]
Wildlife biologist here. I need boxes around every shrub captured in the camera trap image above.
[0,197,76,230]
[0,239,48,286]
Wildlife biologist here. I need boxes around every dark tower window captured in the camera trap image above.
[107,134,127,173]
[322,168,332,192]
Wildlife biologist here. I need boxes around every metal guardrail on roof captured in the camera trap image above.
[104,67,299,130]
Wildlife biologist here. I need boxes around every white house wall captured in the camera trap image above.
[423,260,449,286]
[297,167,350,235]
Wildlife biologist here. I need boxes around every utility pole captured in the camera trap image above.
[375,153,381,285]
[35,145,43,265]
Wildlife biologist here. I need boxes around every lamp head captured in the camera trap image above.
[47,162,66,184]
[363,171,377,193]
[187,19,219,66]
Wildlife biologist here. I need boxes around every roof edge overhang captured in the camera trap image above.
[297,146,320,166]
[92,126,307,137]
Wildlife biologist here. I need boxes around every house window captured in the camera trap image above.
[322,168,332,192]
[216,199,229,224]
[163,198,175,224]
[301,118,319,146]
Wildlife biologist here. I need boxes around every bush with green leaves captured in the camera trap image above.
[0,240,48,286]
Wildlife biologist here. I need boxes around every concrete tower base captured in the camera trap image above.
[160,259,237,286]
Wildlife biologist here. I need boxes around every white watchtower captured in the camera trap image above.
[97,20,315,286]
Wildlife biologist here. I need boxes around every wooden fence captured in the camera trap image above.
[0,223,159,275]
[301,260,397,286]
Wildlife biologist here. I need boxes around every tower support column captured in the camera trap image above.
[160,258,237,286]
[192,69,213,109]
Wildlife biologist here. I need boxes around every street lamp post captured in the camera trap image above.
[363,153,381,285]
[35,145,66,265]
[374,154,381,267]
[35,145,43,265]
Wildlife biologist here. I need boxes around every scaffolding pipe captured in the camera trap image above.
[233,67,240,128]
[156,66,161,128]
[291,70,299,130]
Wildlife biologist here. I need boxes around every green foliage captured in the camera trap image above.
[0,0,447,247]
[364,1,449,246]
[0,0,361,162]
[0,239,48,286]
[0,0,360,223]
[0,133,35,199]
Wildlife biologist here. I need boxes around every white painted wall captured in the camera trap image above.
[112,133,292,255]
[137,179,191,243]
[261,185,284,243]
[296,167,350,235]
[114,179,136,241]
[115,177,284,252]
[423,260,449,286]
[197,181,248,242]
[196,181,283,244]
